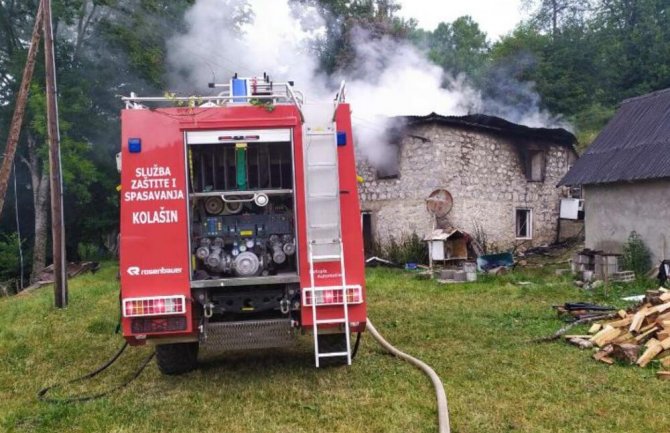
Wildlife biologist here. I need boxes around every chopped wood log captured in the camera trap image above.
[593,349,615,365]
[560,296,670,370]
[591,326,623,347]
[588,323,602,334]
[610,344,641,364]
[608,316,632,328]
[656,371,670,380]
[645,337,661,348]
[638,322,658,334]
[613,332,635,344]
[629,311,647,333]
[634,327,659,344]
[568,338,594,349]
[637,339,663,367]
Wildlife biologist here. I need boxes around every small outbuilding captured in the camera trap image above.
[559,88,670,264]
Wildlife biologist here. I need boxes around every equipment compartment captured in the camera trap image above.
[186,133,297,283]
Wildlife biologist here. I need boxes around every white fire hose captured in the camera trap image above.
[366,319,451,433]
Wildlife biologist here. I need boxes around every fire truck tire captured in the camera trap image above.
[155,342,199,375]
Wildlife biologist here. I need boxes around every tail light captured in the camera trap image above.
[303,286,363,306]
[123,295,186,317]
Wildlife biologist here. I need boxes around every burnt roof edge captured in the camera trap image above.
[394,112,578,151]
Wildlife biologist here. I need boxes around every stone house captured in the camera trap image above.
[559,88,670,264]
[357,113,578,252]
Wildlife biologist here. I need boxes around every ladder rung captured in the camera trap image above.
[318,352,349,358]
[307,162,337,168]
[315,318,347,324]
[310,223,339,229]
[312,254,341,261]
[307,194,338,199]
[310,239,340,245]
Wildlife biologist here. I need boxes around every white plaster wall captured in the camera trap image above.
[585,180,670,264]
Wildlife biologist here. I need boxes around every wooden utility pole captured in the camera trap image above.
[0,0,44,216]
[43,0,68,308]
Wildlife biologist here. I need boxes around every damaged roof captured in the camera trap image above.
[398,112,577,149]
[559,87,670,186]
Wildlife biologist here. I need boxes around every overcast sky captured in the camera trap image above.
[397,0,526,41]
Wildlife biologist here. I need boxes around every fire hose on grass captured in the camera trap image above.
[366,319,451,433]
[38,319,451,433]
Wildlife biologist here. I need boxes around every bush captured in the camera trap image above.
[621,231,652,277]
[378,232,428,265]
[472,219,489,254]
[0,233,23,295]
[77,242,110,261]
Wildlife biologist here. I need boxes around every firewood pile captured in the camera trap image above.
[565,289,670,379]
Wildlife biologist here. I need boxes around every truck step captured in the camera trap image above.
[201,319,295,352]
[310,238,341,245]
[315,318,347,324]
[307,194,339,200]
[311,254,342,261]
[318,351,349,358]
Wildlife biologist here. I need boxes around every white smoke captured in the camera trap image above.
[167,0,327,94]
[167,0,568,173]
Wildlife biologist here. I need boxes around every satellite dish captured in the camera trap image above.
[426,189,453,218]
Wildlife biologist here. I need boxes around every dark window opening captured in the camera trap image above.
[516,208,532,239]
[362,212,373,254]
[524,150,545,182]
[375,142,400,179]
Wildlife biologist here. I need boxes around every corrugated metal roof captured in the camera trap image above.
[559,87,670,186]
[398,112,577,149]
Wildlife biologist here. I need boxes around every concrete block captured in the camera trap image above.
[453,270,467,281]
[439,269,455,280]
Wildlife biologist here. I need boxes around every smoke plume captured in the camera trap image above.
[167,0,568,173]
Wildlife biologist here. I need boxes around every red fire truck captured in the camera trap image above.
[119,75,366,374]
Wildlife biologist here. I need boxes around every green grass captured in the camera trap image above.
[0,263,668,432]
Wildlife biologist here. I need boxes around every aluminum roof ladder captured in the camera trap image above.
[302,102,352,367]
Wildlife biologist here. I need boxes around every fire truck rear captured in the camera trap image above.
[119,76,366,374]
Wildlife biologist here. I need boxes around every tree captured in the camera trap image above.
[294,0,416,73]
[593,0,670,101]
[0,0,193,281]
[425,16,489,82]
[523,0,594,36]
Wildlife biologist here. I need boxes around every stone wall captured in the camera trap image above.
[357,123,576,251]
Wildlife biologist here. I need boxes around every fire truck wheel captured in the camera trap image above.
[317,333,349,367]
[155,342,199,375]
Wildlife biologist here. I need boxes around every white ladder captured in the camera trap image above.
[302,103,352,367]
